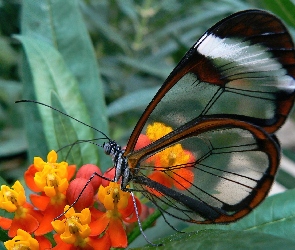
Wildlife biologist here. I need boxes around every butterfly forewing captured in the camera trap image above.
[121,10,295,224]
[125,10,295,154]
[130,119,279,223]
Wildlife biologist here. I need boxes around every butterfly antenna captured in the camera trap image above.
[57,138,106,153]
[131,192,162,247]
[56,138,107,161]
[16,100,111,141]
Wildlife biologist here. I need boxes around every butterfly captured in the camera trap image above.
[19,9,295,225]
[102,9,295,224]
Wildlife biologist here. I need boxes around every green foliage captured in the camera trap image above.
[20,0,108,166]
[16,35,99,165]
[185,189,295,240]
[0,0,295,248]
[137,230,295,250]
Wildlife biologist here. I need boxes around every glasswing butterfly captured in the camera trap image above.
[18,9,295,226]
[102,9,295,224]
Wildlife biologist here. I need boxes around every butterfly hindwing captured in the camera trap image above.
[130,118,279,223]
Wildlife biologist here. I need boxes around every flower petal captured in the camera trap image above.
[23,203,43,223]
[146,122,173,141]
[47,150,57,163]
[147,171,172,197]
[67,165,76,180]
[108,218,127,248]
[103,193,115,210]
[89,207,104,220]
[24,164,42,192]
[173,168,194,190]
[34,202,66,236]
[52,220,66,234]
[121,196,141,223]
[44,186,57,197]
[60,231,76,244]
[8,213,39,237]
[79,224,91,239]
[30,194,50,211]
[33,156,45,171]
[52,234,73,250]
[89,213,109,236]
[0,216,12,230]
[35,235,52,250]
[88,233,111,250]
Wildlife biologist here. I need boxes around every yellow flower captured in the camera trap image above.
[4,229,39,250]
[98,182,130,211]
[34,150,68,177]
[33,150,69,197]
[90,182,133,248]
[146,122,173,141]
[144,122,195,196]
[156,144,190,167]
[145,122,191,168]
[0,181,26,213]
[52,206,91,245]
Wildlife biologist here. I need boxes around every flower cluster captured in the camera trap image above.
[0,121,195,249]
[0,150,142,249]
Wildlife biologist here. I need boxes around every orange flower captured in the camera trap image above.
[90,182,140,248]
[0,181,42,237]
[24,150,76,235]
[143,122,195,196]
[4,229,52,250]
[4,229,39,250]
[52,205,105,249]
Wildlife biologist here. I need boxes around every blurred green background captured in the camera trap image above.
[0,0,295,248]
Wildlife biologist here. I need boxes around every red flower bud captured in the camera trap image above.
[76,164,102,192]
[101,168,116,187]
[66,178,94,211]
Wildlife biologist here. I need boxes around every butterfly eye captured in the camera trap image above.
[103,142,111,155]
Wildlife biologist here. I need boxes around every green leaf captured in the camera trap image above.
[0,79,27,157]
[16,36,99,165]
[135,229,295,250]
[262,0,295,27]
[0,128,26,157]
[51,93,83,166]
[0,176,7,185]
[0,229,9,247]
[185,189,295,241]
[108,87,159,117]
[80,2,131,54]
[21,0,109,166]
[117,56,172,79]
[20,54,47,160]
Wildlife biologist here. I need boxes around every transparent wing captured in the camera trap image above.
[125,10,295,154]
[129,119,279,223]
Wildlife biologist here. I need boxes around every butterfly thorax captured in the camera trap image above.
[103,141,131,190]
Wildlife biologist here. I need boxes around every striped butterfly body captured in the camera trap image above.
[103,9,295,224]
